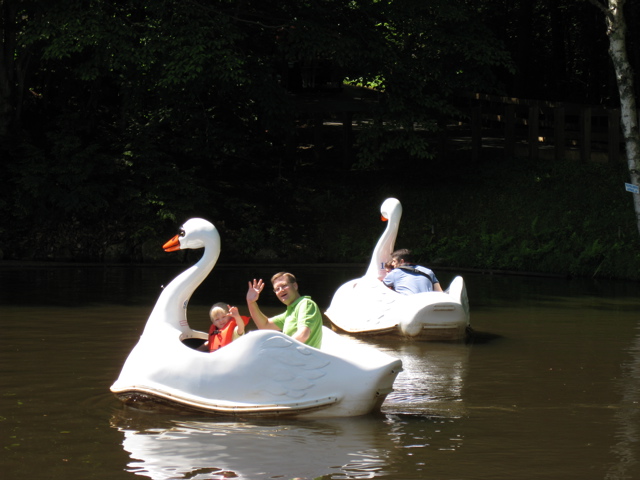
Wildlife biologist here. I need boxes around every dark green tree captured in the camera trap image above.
[1,0,510,261]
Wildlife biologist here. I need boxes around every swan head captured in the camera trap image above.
[163,218,218,252]
[380,198,402,222]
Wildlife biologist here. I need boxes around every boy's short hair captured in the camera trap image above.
[270,272,297,285]
[391,249,414,263]
[209,302,228,319]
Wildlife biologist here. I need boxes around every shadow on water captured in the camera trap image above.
[464,325,504,345]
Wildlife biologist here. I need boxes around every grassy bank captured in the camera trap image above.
[4,146,639,282]
[391,158,640,280]
[227,152,640,281]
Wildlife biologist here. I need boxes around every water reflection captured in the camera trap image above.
[373,340,470,418]
[110,409,468,480]
[112,412,392,479]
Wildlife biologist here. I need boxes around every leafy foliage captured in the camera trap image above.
[0,0,638,280]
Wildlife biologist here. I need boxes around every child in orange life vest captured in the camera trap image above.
[199,302,250,352]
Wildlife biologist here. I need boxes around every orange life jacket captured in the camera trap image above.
[208,316,250,352]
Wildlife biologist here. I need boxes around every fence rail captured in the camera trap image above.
[461,93,626,163]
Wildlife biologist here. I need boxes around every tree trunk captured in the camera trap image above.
[598,0,640,236]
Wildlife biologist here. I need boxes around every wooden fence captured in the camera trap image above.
[464,93,624,163]
[294,89,629,166]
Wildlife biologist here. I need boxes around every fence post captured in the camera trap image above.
[608,108,620,164]
[580,107,592,162]
[504,103,515,159]
[554,104,565,161]
[437,114,448,162]
[342,111,353,169]
[471,100,482,162]
[528,101,539,161]
[313,112,324,160]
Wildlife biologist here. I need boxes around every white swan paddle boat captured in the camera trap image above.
[325,198,470,341]
[110,218,402,418]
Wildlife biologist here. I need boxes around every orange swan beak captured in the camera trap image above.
[163,235,181,252]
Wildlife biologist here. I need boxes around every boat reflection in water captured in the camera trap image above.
[111,408,470,480]
[377,340,470,418]
[111,412,401,479]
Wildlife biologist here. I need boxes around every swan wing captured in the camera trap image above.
[326,277,402,332]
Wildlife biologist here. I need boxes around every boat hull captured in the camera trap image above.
[112,390,343,417]
[330,323,467,342]
[111,327,402,418]
[326,276,470,342]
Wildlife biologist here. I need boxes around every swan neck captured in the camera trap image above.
[144,245,219,334]
[366,219,400,278]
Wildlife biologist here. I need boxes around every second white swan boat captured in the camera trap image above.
[325,198,470,341]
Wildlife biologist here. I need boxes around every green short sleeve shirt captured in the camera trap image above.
[270,296,323,349]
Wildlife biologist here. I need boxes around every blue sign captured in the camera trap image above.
[625,183,640,194]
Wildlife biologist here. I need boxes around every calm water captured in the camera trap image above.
[1,264,639,479]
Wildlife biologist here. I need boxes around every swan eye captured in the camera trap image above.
[179,229,185,237]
